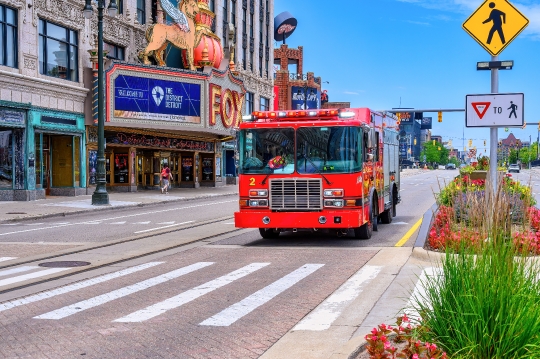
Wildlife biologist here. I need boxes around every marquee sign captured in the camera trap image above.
[208,67,246,130]
[106,63,245,136]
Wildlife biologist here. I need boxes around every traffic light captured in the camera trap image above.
[448,139,452,146]
[414,138,417,145]
[432,140,436,146]
[538,122,540,131]
[437,111,442,123]
[468,139,473,147]
[483,140,486,146]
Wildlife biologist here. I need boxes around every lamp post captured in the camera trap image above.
[83,0,117,205]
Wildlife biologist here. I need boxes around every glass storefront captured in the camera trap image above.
[0,130,13,188]
[35,133,82,192]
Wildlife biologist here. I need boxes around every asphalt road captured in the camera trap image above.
[3,169,528,359]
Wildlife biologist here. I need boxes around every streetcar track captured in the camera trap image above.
[0,217,241,295]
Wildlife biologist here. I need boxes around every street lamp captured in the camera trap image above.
[83,0,117,205]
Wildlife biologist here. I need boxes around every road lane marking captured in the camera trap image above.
[35,262,214,320]
[0,268,71,288]
[114,262,270,323]
[292,265,381,331]
[133,221,151,225]
[0,199,237,237]
[157,222,175,225]
[110,221,127,225]
[0,266,39,278]
[394,218,423,247]
[0,257,17,262]
[134,221,194,233]
[0,262,163,313]
[201,264,324,327]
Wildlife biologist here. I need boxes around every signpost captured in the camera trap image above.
[462,0,528,194]
[462,0,529,56]
[466,93,524,127]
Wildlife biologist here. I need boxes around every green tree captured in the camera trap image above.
[421,141,449,165]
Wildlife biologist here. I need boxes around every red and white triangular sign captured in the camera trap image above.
[471,102,491,119]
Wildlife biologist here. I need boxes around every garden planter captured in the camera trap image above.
[469,170,487,180]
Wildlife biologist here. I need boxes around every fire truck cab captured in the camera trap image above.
[234,108,401,239]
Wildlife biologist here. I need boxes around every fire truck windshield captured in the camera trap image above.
[297,126,362,174]
[239,128,295,174]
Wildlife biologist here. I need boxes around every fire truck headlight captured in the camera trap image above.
[324,199,344,208]
[249,190,268,197]
[323,189,344,197]
[249,199,268,207]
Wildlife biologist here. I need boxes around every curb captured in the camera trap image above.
[0,192,239,224]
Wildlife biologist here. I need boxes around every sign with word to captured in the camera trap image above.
[466,93,524,127]
[114,74,201,123]
[462,0,529,56]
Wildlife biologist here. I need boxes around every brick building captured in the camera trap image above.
[273,44,322,110]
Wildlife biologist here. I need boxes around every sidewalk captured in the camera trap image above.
[0,184,239,223]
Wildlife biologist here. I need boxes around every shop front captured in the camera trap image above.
[94,63,245,192]
[30,109,86,197]
[0,104,27,201]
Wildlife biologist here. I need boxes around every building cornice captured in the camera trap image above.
[0,69,89,101]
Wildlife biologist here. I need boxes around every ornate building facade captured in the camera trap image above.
[0,0,274,200]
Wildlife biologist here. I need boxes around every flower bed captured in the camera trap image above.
[428,174,539,254]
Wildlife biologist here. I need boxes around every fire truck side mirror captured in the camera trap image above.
[366,129,376,148]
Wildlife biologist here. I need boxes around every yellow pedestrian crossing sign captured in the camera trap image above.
[462,0,529,56]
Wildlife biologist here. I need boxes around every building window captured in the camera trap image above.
[260,97,269,111]
[249,13,253,37]
[231,0,236,26]
[243,48,246,70]
[137,0,145,25]
[222,0,228,49]
[209,0,214,12]
[245,92,254,115]
[0,5,18,68]
[104,42,125,61]
[39,19,78,82]
[117,0,123,14]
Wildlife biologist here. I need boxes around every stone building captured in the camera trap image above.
[0,0,274,200]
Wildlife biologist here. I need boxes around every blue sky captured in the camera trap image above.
[274,0,540,156]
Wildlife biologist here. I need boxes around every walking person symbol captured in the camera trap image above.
[508,101,518,118]
[483,2,506,44]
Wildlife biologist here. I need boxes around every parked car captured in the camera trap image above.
[446,163,456,170]
[508,164,520,173]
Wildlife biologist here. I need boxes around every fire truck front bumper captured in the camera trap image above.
[234,210,363,229]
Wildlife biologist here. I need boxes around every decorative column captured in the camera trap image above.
[88,37,108,126]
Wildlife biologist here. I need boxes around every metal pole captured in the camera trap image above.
[92,0,110,205]
[490,55,498,194]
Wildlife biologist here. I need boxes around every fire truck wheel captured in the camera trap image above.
[380,196,393,224]
[372,203,378,232]
[259,228,280,239]
[353,209,373,240]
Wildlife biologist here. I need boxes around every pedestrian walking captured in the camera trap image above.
[160,165,172,194]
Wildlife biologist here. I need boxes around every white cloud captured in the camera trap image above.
[396,0,540,38]
[406,20,431,25]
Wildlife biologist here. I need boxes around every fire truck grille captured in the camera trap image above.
[269,179,322,211]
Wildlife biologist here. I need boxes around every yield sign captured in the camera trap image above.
[471,102,491,119]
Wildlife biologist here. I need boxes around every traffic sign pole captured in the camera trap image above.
[490,55,498,193]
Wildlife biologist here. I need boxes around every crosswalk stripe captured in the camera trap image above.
[0,257,17,262]
[292,265,382,331]
[0,268,71,288]
[114,262,270,323]
[201,264,324,327]
[0,262,164,313]
[0,266,39,278]
[34,262,214,320]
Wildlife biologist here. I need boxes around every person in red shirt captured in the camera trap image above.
[161,165,172,194]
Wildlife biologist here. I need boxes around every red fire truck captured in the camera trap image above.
[234,108,401,239]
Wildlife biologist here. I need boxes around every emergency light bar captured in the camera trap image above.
[250,109,341,120]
